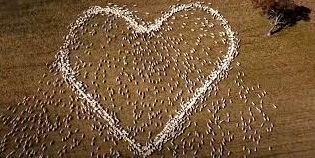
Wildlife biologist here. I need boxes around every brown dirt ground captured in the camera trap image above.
[0,0,315,157]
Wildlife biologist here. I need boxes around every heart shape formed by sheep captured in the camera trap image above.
[56,2,239,156]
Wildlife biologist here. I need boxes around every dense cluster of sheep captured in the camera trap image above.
[0,2,276,158]
[56,2,239,156]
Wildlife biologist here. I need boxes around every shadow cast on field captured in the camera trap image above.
[270,5,311,35]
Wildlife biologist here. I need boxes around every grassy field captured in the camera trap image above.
[0,0,315,157]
